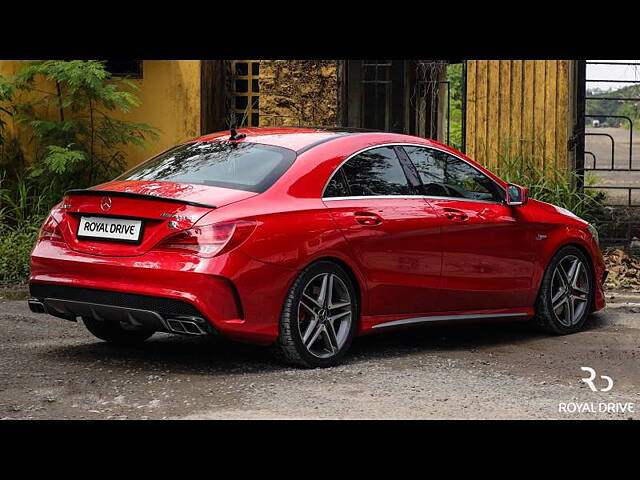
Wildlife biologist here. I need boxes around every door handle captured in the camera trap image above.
[354,212,382,226]
[442,208,468,221]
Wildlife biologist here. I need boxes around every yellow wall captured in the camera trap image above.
[111,60,201,167]
[466,60,574,171]
[0,60,202,168]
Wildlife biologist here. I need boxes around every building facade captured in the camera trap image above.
[0,60,580,171]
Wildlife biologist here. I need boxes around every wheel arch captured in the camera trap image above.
[548,240,596,279]
[536,240,597,312]
[299,255,366,327]
[536,225,596,285]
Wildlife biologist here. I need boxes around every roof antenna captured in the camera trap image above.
[229,127,246,141]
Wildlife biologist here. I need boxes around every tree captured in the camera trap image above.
[446,63,464,151]
[2,60,159,196]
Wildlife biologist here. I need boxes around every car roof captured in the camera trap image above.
[191,127,434,153]
[183,127,508,193]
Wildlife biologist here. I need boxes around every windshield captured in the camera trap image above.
[117,141,296,193]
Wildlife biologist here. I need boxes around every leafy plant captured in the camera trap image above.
[0,60,159,284]
[0,172,50,226]
[0,74,15,147]
[446,63,464,151]
[493,143,607,224]
[1,60,159,206]
[0,221,40,285]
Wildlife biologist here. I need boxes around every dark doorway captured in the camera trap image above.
[200,60,228,135]
[338,60,462,147]
[342,60,405,132]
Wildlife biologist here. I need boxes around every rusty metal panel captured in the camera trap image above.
[466,60,573,171]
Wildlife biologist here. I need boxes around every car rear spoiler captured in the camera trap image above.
[64,189,217,209]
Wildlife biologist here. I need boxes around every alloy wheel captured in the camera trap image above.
[297,273,353,358]
[550,255,590,327]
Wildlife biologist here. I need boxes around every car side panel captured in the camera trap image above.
[323,197,442,316]
[427,198,537,312]
[227,198,371,315]
[525,214,606,312]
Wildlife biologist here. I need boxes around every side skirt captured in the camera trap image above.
[370,312,531,330]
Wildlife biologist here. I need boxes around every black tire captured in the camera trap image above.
[82,317,154,345]
[532,245,594,335]
[274,261,358,368]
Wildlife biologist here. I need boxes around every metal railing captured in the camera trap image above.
[582,61,640,249]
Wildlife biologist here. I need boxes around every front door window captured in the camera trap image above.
[403,146,503,202]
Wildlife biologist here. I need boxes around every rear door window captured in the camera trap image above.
[325,146,413,197]
[324,170,350,197]
[118,142,296,193]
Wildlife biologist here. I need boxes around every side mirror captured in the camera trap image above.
[506,183,528,206]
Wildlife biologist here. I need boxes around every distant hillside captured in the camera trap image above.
[586,84,640,129]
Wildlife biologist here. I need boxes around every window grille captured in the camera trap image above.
[230,60,260,127]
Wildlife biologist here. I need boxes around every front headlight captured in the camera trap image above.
[588,223,599,246]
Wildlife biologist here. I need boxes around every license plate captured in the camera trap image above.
[77,216,143,243]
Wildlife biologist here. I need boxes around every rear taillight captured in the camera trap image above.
[39,214,64,242]
[154,220,257,258]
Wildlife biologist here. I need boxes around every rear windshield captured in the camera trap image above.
[117,141,296,193]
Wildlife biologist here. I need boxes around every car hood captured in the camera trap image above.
[529,199,588,225]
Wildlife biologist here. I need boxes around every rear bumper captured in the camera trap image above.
[30,240,298,344]
[590,259,607,313]
[28,285,214,336]
[592,268,608,313]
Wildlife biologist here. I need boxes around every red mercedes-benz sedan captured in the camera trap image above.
[29,127,607,367]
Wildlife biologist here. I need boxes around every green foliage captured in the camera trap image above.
[446,63,464,151]
[0,173,50,226]
[0,60,159,284]
[0,220,40,285]
[40,145,86,175]
[0,60,159,204]
[0,172,51,285]
[493,145,606,224]
[0,75,15,146]
[586,84,640,130]
[0,174,49,285]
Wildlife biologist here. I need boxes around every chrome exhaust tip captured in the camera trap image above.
[165,316,208,336]
[28,298,47,314]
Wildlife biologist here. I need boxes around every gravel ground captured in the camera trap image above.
[1,299,639,420]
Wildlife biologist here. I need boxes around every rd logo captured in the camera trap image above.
[580,367,613,392]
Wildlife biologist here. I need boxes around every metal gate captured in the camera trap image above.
[578,60,640,251]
